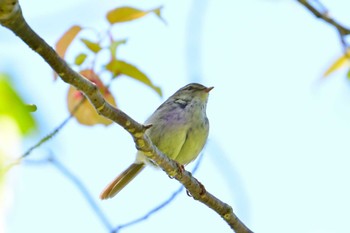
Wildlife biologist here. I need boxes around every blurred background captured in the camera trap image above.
[1,0,350,232]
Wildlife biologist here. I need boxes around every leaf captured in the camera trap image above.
[55,25,82,58]
[323,51,350,77]
[106,60,162,96]
[54,25,82,80]
[25,104,37,112]
[74,53,87,66]
[110,39,127,58]
[106,6,164,24]
[0,74,36,135]
[81,39,102,53]
[67,70,116,126]
[105,59,121,77]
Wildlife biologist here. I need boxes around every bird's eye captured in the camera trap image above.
[187,86,193,91]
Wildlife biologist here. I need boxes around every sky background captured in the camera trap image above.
[2,0,350,233]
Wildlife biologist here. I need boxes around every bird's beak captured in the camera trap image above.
[205,86,214,93]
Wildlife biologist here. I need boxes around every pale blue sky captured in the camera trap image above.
[2,0,350,233]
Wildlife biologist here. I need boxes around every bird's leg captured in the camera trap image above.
[177,162,185,176]
[167,161,184,179]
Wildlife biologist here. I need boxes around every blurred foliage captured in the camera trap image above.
[67,70,116,126]
[55,25,82,61]
[323,51,350,78]
[54,6,164,125]
[0,74,36,135]
[0,73,37,199]
[105,60,161,95]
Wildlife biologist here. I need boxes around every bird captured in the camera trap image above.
[100,83,213,200]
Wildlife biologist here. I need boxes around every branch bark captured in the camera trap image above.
[0,1,253,232]
[296,0,350,51]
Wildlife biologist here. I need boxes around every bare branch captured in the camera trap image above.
[296,0,350,52]
[0,2,253,232]
[25,155,113,231]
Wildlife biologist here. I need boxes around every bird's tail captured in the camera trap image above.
[100,162,145,200]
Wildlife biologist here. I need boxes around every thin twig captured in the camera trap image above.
[20,97,85,159]
[25,154,204,233]
[25,155,114,231]
[21,112,73,159]
[3,101,81,171]
[296,0,350,52]
[50,156,114,231]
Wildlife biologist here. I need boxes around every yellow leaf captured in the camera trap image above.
[106,6,164,24]
[105,59,121,75]
[323,52,350,77]
[55,25,82,58]
[81,39,102,53]
[106,60,162,96]
[110,39,127,58]
[74,53,87,66]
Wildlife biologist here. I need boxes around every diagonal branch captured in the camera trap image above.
[0,1,253,233]
[296,0,350,51]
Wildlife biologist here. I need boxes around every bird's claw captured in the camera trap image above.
[167,162,184,179]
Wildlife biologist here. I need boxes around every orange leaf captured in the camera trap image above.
[67,70,116,126]
[54,25,82,80]
[55,25,82,58]
[323,51,350,77]
[106,6,164,24]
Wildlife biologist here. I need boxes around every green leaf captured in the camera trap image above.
[25,104,37,112]
[0,74,36,135]
[109,39,127,58]
[81,39,102,53]
[105,60,162,96]
[106,6,164,24]
[74,53,87,65]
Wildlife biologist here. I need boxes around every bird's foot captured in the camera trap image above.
[168,161,184,179]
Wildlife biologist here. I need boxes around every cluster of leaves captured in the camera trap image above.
[55,6,164,126]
